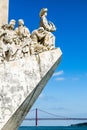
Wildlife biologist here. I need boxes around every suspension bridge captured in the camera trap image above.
[24,108,87,126]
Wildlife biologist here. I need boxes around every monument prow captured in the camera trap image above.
[1,48,62,130]
[0,6,62,130]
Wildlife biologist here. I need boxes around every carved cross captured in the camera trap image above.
[0,0,9,26]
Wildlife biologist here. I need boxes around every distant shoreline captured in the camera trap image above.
[71,122,87,127]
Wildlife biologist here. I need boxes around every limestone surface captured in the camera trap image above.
[0,0,8,25]
[0,48,62,130]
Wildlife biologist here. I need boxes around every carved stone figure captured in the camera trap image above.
[15,19,31,56]
[40,8,56,32]
[30,27,48,54]
[2,19,17,61]
[8,19,16,30]
[1,23,8,31]
[0,24,8,62]
[3,20,16,44]
[15,19,30,42]
[0,24,8,47]
[0,23,8,43]
[0,8,57,62]
[39,8,56,49]
[31,27,46,44]
[43,31,55,50]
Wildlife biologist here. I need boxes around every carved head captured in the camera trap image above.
[9,19,16,25]
[1,23,8,30]
[39,8,48,17]
[9,19,16,29]
[18,19,24,26]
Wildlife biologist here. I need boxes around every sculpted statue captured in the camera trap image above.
[0,24,8,62]
[30,27,48,54]
[15,19,31,57]
[2,20,18,61]
[0,8,57,62]
[3,20,16,43]
[15,19,30,42]
[8,19,16,30]
[39,8,56,49]
[0,20,16,61]
[31,27,46,44]
[40,8,56,32]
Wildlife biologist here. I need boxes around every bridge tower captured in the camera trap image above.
[36,108,38,126]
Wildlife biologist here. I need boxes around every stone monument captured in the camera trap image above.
[0,2,62,130]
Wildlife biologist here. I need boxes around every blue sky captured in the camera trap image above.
[9,0,87,126]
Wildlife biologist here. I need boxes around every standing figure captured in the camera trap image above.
[8,19,16,30]
[15,19,30,42]
[0,23,8,62]
[40,8,56,32]
[15,19,31,57]
[39,8,56,49]
[4,19,17,44]
[2,19,17,61]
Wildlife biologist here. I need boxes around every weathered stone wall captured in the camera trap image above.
[0,0,8,25]
[0,48,62,130]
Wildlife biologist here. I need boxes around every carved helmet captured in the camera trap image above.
[38,27,44,31]
[9,19,16,25]
[18,19,24,26]
[39,8,48,17]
